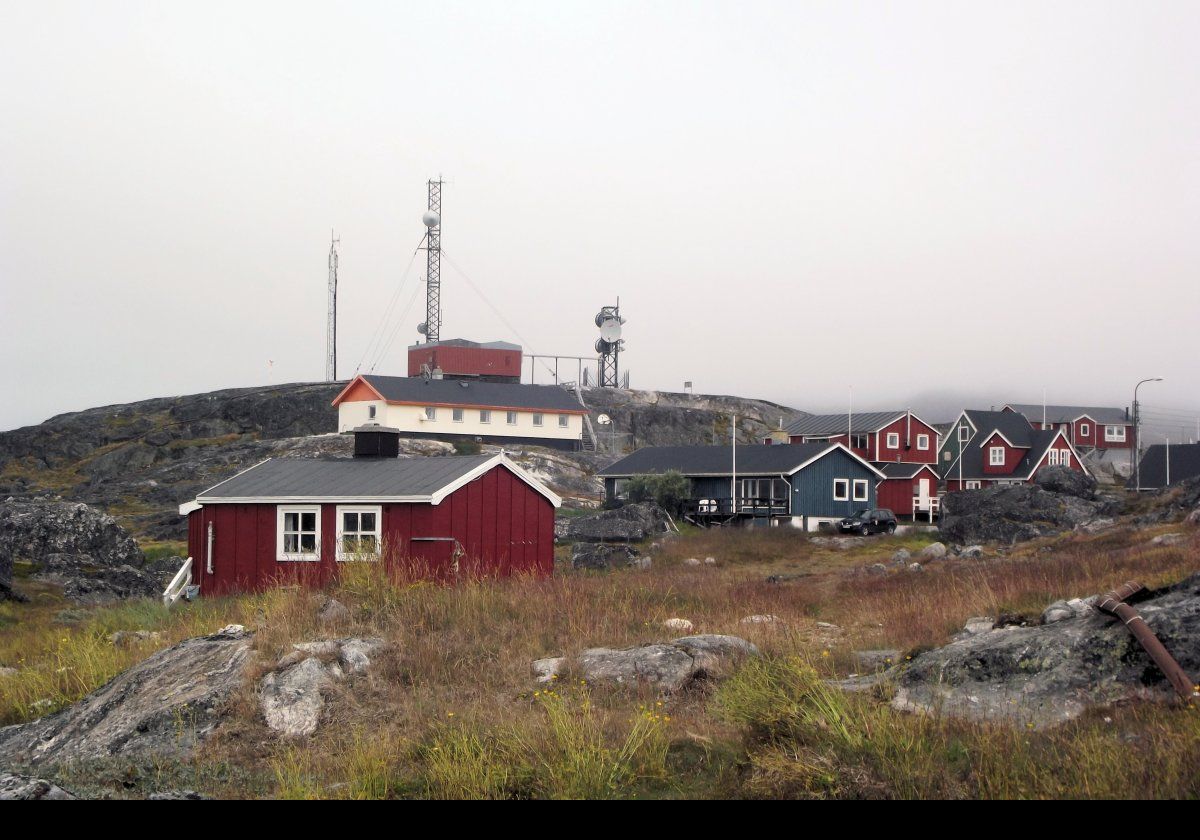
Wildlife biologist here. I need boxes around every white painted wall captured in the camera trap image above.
[338,400,583,442]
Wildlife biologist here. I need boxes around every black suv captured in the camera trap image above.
[837,508,897,536]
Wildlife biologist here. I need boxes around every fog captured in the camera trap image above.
[2,1,1197,440]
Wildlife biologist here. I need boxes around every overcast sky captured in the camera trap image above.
[2,1,1197,438]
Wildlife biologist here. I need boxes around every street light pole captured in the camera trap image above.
[1133,377,1164,492]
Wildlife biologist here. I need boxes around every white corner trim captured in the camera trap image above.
[179,500,203,516]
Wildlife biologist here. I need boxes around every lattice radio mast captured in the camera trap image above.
[418,178,443,343]
[326,230,339,381]
[594,300,626,388]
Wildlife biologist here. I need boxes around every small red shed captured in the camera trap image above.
[875,462,941,520]
[179,431,561,596]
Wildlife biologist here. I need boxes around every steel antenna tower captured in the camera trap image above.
[326,231,340,381]
[594,300,625,388]
[418,177,444,343]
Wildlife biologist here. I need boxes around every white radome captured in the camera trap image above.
[599,319,622,342]
[422,211,440,228]
[597,414,612,425]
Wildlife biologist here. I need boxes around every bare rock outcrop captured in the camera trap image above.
[564,503,672,543]
[939,482,1119,545]
[881,574,1200,728]
[0,773,77,800]
[0,627,253,769]
[0,499,162,602]
[538,634,759,693]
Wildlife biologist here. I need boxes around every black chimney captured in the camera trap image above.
[352,425,401,458]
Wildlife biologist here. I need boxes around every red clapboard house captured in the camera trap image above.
[178,427,561,596]
[1003,404,1134,451]
[943,410,1088,491]
[777,410,941,519]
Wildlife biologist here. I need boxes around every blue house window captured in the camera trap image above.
[833,479,849,501]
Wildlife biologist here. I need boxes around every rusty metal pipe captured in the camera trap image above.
[1095,581,1197,700]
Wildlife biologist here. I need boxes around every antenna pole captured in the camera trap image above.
[422,177,444,344]
[326,231,339,382]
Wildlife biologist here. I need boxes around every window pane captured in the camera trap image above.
[300,533,317,552]
[342,536,358,554]
[360,512,376,532]
[284,534,299,553]
[285,512,299,531]
[343,512,359,532]
[559,415,568,427]
[301,512,316,531]
[360,535,377,552]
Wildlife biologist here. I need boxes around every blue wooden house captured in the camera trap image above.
[597,443,885,530]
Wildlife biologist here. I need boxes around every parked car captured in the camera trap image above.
[837,508,897,535]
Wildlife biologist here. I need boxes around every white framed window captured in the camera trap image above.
[532,413,544,427]
[850,433,868,450]
[852,479,869,502]
[1079,423,1090,438]
[452,408,464,423]
[959,425,971,442]
[506,411,518,425]
[1104,425,1126,442]
[558,414,569,428]
[989,446,1005,466]
[917,434,930,450]
[368,405,377,420]
[965,481,982,490]
[1060,450,1071,468]
[833,479,849,501]
[278,506,321,562]
[336,506,381,561]
[886,433,900,449]
[1048,449,1059,466]
[424,406,437,421]
[480,409,491,424]
[944,451,951,462]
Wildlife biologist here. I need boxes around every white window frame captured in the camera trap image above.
[277,505,321,562]
[852,479,869,502]
[917,434,930,450]
[532,413,544,427]
[1079,422,1090,438]
[833,479,849,501]
[424,406,437,421]
[1048,449,1059,466]
[886,432,900,449]
[335,505,382,562]
[479,409,491,424]
[1104,425,1126,442]
[452,408,464,423]
[850,433,869,450]
[1060,450,1071,468]
[965,481,982,490]
[989,446,1005,466]
[558,414,569,428]
[368,405,377,420]
[506,411,518,426]
[959,425,971,442]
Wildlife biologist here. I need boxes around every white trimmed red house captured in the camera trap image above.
[942,409,1089,491]
[1003,404,1133,451]
[774,410,941,519]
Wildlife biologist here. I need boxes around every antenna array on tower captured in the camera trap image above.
[326,232,339,381]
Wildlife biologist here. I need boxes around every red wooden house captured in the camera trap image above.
[1003,404,1133,451]
[943,410,1088,491]
[178,428,561,596]
[777,410,941,519]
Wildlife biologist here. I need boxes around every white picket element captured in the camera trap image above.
[163,556,194,607]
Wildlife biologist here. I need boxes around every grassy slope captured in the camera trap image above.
[1,523,1198,799]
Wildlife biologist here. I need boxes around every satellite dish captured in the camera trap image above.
[597,414,612,425]
[422,211,440,228]
[599,318,622,343]
[595,338,612,354]
[417,322,428,335]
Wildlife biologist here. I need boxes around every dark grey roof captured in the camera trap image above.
[1005,404,1129,425]
[598,443,851,478]
[877,462,938,479]
[785,411,904,437]
[197,454,498,501]
[1128,444,1200,490]
[964,410,1036,447]
[357,375,583,412]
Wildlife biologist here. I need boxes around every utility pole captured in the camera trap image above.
[419,177,444,344]
[731,414,737,516]
[326,231,339,382]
